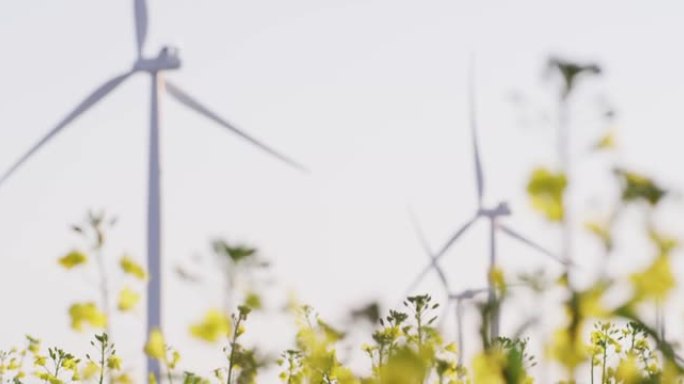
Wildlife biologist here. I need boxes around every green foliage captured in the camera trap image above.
[614,169,667,206]
[547,56,602,99]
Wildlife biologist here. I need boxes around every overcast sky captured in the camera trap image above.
[2,0,684,381]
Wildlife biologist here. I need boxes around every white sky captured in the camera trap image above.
[2,0,684,382]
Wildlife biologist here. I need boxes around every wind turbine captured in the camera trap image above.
[408,209,488,366]
[0,0,306,377]
[406,64,568,342]
[409,210,528,366]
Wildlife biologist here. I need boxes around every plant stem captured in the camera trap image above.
[226,315,243,384]
[99,340,106,384]
[601,342,607,384]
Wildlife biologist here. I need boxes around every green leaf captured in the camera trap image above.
[614,168,666,206]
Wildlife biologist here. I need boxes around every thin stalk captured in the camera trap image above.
[226,315,244,384]
[167,365,174,384]
[558,98,573,276]
[98,342,106,384]
[601,341,607,384]
[94,247,113,339]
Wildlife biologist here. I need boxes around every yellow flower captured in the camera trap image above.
[120,256,147,280]
[144,329,166,361]
[189,309,231,343]
[107,355,122,370]
[578,284,609,319]
[7,358,20,370]
[81,361,100,380]
[58,250,88,269]
[169,350,181,370]
[630,254,675,302]
[68,302,107,331]
[27,336,41,354]
[547,328,587,373]
[593,130,616,151]
[34,355,47,367]
[117,287,141,312]
[527,167,567,222]
[61,357,78,371]
[148,372,158,384]
[472,351,506,384]
[113,373,134,384]
[244,292,262,310]
[489,267,506,294]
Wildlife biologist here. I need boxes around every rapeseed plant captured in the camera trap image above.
[4,57,684,384]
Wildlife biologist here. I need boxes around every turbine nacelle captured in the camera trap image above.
[134,46,182,72]
[478,201,511,218]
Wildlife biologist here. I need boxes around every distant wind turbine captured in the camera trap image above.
[406,62,567,342]
[0,0,306,377]
[408,209,527,366]
[408,209,487,366]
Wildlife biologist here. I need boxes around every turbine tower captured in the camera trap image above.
[406,63,567,342]
[0,0,306,377]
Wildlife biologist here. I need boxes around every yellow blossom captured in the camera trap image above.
[81,361,100,380]
[148,372,158,384]
[117,287,141,312]
[120,256,147,280]
[113,373,134,384]
[593,131,616,151]
[547,328,587,373]
[189,309,231,343]
[630,254,675,302]
[107,355,122,370]
[68,302,107,331]
[578,284,609,319]
[489,267,506,294]
[58,250,88,269]
[33,355,47,367]
[144,329,166,361]
[527,167,567,222]
[471,351,506,384]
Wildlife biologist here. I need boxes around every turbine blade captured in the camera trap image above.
[165,81,308,173]
[407,208,433,257]
[0,72,132,188]
[407,208,450,292]
[405,215,478,294]
[497,224,567,265]
[450,287,489,300]
[468,58,485,208]
[435,214,479,258]
[134,0,148,58]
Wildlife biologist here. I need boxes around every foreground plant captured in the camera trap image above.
[59,211,147,336]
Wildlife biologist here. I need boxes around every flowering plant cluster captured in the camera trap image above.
[2,58,683,383]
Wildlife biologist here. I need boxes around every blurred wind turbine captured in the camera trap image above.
[0,0,306,377]
[406,62,567,342]
[408,209,487,366]
[409,210,529,366]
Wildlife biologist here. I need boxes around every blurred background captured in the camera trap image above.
[1,0,684,381]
